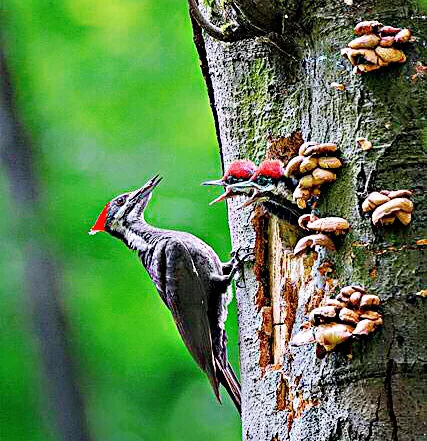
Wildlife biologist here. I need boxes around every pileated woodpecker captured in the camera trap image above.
[228,159,305,223]
[89,175,241,413]
[202,159,257,204]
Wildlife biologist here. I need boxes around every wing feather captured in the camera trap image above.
[143,239,220,400]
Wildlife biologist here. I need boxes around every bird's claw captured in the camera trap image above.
[230,246,255,265]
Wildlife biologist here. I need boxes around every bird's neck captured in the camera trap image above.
[114,219,156,252]
[271,181,294,204]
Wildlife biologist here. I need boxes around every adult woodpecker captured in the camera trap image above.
[89,175,242,413]
[229,159,305,223]
[202,159,257,205]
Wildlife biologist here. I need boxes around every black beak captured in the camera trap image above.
[201,178,225,187]
[128,174,163,204]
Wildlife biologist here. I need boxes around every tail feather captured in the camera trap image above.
[215,359,241,415]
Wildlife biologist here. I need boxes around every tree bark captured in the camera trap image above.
[191,1,426,440]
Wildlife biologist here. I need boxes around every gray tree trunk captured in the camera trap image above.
[190,1,426,440]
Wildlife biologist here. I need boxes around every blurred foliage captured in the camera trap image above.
[0,0,240,440]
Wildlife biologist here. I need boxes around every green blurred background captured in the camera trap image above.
[0,1,240,440]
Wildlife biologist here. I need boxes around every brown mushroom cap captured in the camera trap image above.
[339,308,360,325]
[339,285,365,298]
[396,210,412,226]
[298,213,314,230]
[375,47,406,64]
[293,234,336,255]
[315,323,354,351]
[284,155,305,178]
[394,28,412,43]
[306,217,350,234]
[340,286,355,297]
[354,20,383,36]
[325,298,347,308]
[386,189,413,199]
[372,197,414,225]
[349,34,380,49]
[349,291,363,307]
[318,157,342,169]
[379,36,395,47]
[312,168,337,185]
[309,306,338,324]
[360,294,381,309]
[362,192,391,212]
[379,25,401,36]
[304,143,338,157]
[293,185,310,199]
[352,319,378,336]
[300,156,319,173]
[351,285,366,293]
[341,47,378,66]
[290,328,316,347]
[355,64,382,73]
[299,141,320,156]
[299,174,316,189]
[356,137,373,151]
[360,310,381,321]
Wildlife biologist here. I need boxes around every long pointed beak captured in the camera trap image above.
[202,178,225,187]
[128,174,163,203]
[228,180,263,191]
[209,188,235,205]
[236,189,264,209]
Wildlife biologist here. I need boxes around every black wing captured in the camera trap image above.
[141,239,220,400]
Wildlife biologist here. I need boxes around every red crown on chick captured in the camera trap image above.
[224,159,257,180]
[250,160,284,180]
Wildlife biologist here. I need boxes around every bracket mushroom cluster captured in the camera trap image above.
[341,20,413,74]
[362,190,414,226]
[293,213,350,255]
[290,285,383,355]
[285,142,342,209]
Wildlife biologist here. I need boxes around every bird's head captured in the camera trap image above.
[89,175,162,235]
[229,160,286,208]
[202,159,257,205]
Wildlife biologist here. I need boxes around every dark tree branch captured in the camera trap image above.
[188,0,246,42]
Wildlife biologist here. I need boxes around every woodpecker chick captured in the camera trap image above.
[228,159,304,223]
[90,175,242,413]
[202,159,257,205]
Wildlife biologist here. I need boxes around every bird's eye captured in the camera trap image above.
[256,176,271,186]
[116,196,126,206]
[226,176,237,185]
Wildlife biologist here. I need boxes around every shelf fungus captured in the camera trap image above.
[293,233,336,255]
[362,190,414,226]
[298,213,350,235]
[294,213,349,255]
[290,285,383,355]
[284,142,342,209]
[341,20,413,74]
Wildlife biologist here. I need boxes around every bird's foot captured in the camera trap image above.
[222,246,254,282]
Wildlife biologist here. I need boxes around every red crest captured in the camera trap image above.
[89,202,110,234]
[225,160,257,180]
[251,160,284,180]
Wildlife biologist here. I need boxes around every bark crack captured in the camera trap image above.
[190,16,224,169]
[385,318,399,441]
